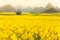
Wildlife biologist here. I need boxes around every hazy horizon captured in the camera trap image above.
[0,0,60,8]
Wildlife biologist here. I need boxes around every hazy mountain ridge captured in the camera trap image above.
[0,4,16,12]
[0,3,60,13]
[41,3,59,13]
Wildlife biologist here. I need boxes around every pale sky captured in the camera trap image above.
[0,0,60,8]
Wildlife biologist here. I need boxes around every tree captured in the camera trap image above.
[16,10,21,15]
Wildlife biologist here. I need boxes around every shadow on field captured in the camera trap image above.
[0,14,16,15]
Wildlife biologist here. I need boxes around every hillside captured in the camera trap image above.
[0,4,16,12]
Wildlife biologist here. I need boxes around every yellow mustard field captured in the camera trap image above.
[0,12,60,40]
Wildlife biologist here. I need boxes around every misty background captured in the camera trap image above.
[0,0,60,13]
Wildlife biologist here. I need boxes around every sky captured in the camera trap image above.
[0,0,60,8]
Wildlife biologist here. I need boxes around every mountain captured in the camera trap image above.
[0,3,58,13]
[43,8,58,13]
[32,7,44,13]
[15,6,33,12]
[15,6,44,13]
[21,7,33,12]
[0,4,16,12]
[42,2,58,13]
[56,7,60,12]
[45,2,54,9]
[21,7,44,13]
[15,3,59,13]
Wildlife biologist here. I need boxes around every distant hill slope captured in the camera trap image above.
[0,4,16,12]
[41,3,59,13]
[0,3,60,13]
[32,7,44,13]
[43,8,58,13]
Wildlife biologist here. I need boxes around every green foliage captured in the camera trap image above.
[33,33,41,40]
